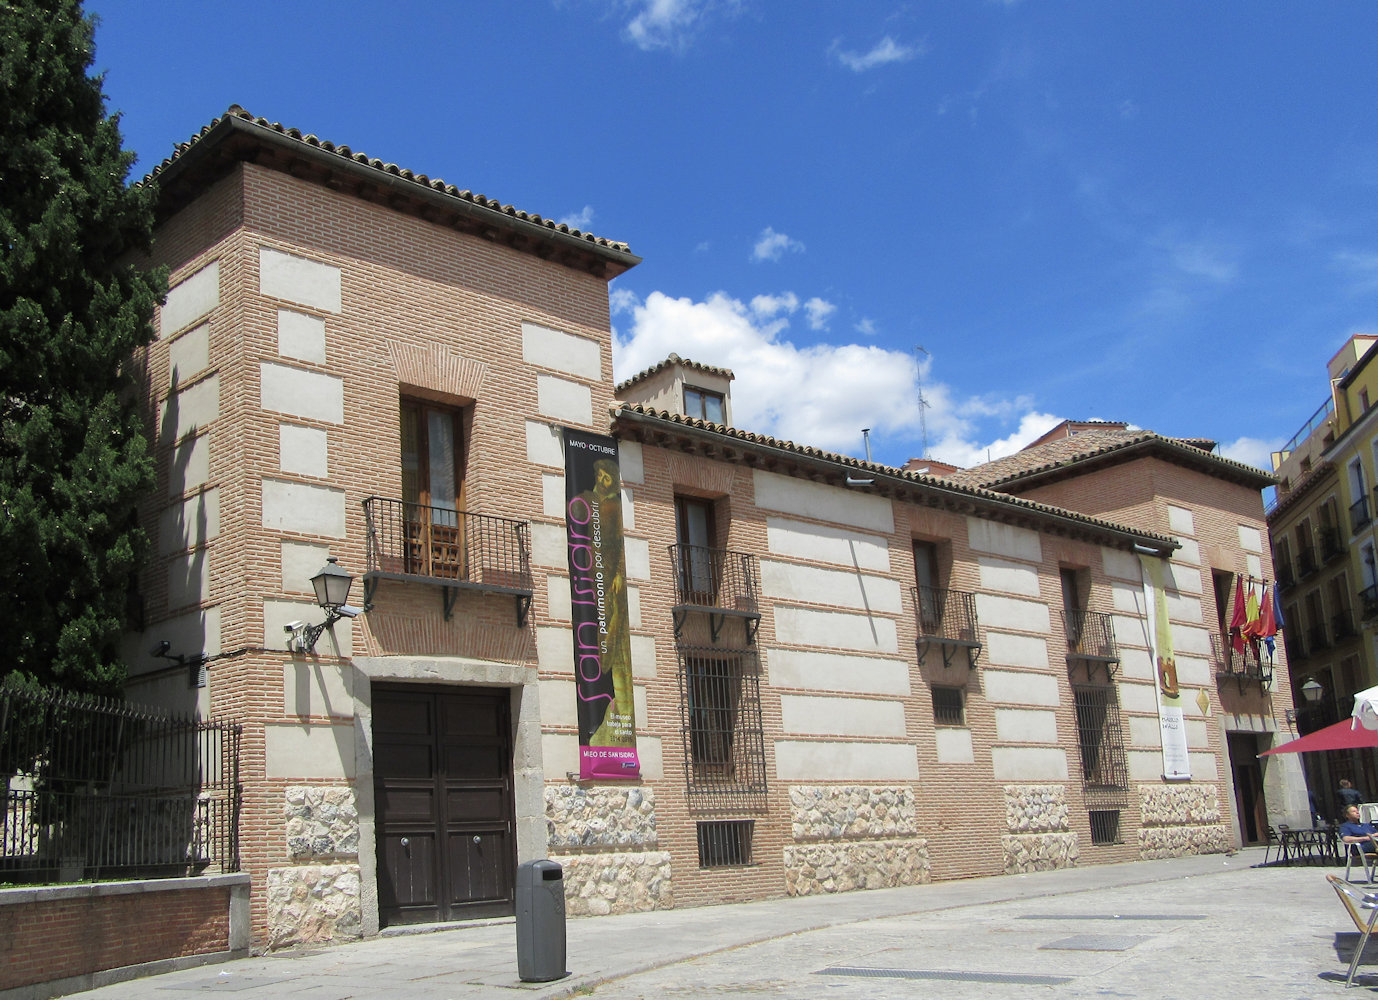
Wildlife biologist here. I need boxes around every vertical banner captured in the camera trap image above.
[1139,554,1191,780]
[563,428,640,780]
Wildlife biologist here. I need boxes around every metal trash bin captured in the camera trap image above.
[515,859,567,982]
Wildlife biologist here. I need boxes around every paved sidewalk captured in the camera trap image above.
[50,849,1377,999]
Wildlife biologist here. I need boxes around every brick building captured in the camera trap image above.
[125,108,1306,948]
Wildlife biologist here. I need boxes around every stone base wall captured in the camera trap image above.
[1138,824,1231,858]
[1002,832,1080,873]
[1001,785,1078,872]
[789,785,917,841]
[551,851,672,916]
[1136,784,1228,859]
[546,785,658,849]
[783,839,930,895]
[1139,783,1222,826]
[265,864,362,950]
[1005,784,1071,833]
[284,786,358,859]
[788,842,926,898]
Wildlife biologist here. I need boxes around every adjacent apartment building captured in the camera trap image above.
[126,108,1306,948]
[1269,335,1378,805]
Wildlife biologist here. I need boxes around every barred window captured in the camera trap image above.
[678,647,767,809]
[697,820,754,867]
[1073,684,1129,790]
[931,686,965,726]
[1089,809,1122,845]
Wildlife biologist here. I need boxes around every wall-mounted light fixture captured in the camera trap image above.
[1285,677,1326,727]
[152,640,209,688]
[287,557,359,653]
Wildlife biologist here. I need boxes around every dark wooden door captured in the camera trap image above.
[374,685,515,926]
[1227,732,1266,844]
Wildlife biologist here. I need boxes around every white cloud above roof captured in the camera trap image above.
[612,288,1064,466]
[752,227,805,262]
[832,35,926,72]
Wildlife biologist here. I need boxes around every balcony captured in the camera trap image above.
[913,585,982,669]
[668,544,761,643]
[1306,621,1331,653]
[1333,608,1358,643]
[1362,585,1378,623]
[1283,633,1308,663]
[1215,631,1275,693]
[1276,564,1296,591]
[1320,526,1345,564]
[1297,547,1319,580]
[1353,494,1372,533]
[362,497,533,625]
[1062,608,1119,679]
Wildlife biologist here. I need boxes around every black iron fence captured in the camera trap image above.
[0,685,241,882]
[1062,609,1118,661]
[668,544,760,613]
[912,586,979,643]
[363,496,532,592]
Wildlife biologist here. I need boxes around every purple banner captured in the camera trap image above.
[563,428,640,780]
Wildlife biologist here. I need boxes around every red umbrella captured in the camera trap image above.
[1260,718,1378,756]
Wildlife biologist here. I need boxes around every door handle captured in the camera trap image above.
[473,835,481,844]
[400,837,410,848]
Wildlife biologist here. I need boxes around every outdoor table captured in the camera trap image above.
[1278,826,1337,864]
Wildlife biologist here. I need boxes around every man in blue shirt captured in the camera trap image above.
[1341,805,1378,854]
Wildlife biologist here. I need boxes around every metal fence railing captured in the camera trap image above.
[363,497,532,593]
[0,685,241,882]
[912,586,980,643]
[668,544,760,613]
[1062,609,1118,661]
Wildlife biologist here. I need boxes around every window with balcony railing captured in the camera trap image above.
[1333,609,1357,642]
[1353,494,1372,532]
[1297,547,1319,579]
[1062,608,1118,662]
[1319,526,1344,563]
[1362,585,1378,623]
[1306,622,1330,652]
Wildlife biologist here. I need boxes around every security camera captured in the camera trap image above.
[151,640,171,657]
[336,605,362,618]
[284,621,305,633]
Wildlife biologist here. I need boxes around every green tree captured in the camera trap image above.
[0,0,165,693]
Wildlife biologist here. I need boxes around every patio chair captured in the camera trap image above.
[1263,825,1282,865]
[1347,841,1378,884]
[1327,874,1378,987]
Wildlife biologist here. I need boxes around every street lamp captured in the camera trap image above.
[290,557,358,653]
[1286,677,1325,728]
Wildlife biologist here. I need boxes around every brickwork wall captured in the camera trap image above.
[0,886,230,991]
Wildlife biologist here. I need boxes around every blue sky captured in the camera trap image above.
[87,0,1377,472]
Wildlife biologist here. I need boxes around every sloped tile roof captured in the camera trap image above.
[615,354,735,393]
[140,106,639,273]
[611,403,1178,552]
[943,427,1274,491]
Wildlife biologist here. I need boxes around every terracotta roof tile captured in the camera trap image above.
[611,403,1177,550]
[615,354,735,393]
[140,106,636,257]
[943,427,1274,490]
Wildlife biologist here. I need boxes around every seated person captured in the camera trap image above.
[1341,805,1378,855]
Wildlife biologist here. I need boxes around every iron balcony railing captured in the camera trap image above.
[1297,547,1319,580]
[1320,526,1344,563]
[1062,609,1118,662]
[1276,564,1296,591]
[1,686,241,882]
[364,496,532,594]
[1353,495,1372,532]
[1284,633,1308,663]
[668,544,760,613]
[1334,608,1358,642]
[1307,622,1330,652]
[1362,585,1378,623]
[912,586,980,643]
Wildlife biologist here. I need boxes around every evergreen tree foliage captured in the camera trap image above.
[0,0,165,693]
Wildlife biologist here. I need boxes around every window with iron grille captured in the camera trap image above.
[697,820,754,867]
[1089,809,1121,845]
[1072,684,1128,790]
[679,647,767,808]
[931,686,965,726]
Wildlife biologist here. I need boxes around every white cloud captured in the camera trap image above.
[855,318,877,337]
[1218,435,1283,473]
[804,297,835,330]
[619,0,738,51]
[752,227,805,262]
[558,205,595,230]
[833,35,924,72]
[612,288,1065,467]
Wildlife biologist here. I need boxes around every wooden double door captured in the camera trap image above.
[373,685,515,926]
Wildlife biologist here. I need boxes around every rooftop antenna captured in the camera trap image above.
[861,428,873,463]
[914,345,931,458]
